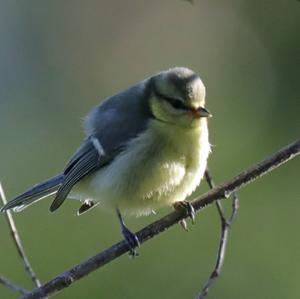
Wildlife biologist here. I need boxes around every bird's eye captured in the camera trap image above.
[153,87,188,110]
[163,96,187,110]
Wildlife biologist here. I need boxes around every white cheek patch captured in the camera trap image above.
[91,136,106,156]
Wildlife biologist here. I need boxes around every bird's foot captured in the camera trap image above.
[173,201,195,231]
[116,208,140,257]
[121,225,140,257]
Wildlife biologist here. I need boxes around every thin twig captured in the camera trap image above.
[196,170,238,299]
[0,183,41,288]
[204,169,238,226]
[0,276,28,295]
[15,139,300,299]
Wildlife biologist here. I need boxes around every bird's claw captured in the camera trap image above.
[174,201,196,230]
[179,219,189,231]
[122,226,140,257]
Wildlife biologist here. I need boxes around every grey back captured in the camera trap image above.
[84,79,154,154]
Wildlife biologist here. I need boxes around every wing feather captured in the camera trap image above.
[50,139,100,211]
[50,80,153,211]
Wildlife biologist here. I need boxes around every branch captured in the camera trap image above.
[20,139,300,299]
[0,184,42,288]
[196,170,238,298]
[0,276,28,295]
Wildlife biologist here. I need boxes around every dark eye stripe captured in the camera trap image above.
[163,96,188,110]
[152,85,189,111]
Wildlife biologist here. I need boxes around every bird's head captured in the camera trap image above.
[150,67,211,129]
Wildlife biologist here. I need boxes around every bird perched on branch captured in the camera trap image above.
[1,67,211,256]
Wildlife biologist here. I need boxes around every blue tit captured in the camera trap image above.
[1,67,211,255]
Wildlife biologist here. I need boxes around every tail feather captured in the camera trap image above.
[0,174,64,212]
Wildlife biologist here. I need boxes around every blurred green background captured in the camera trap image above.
[0,1,299,298]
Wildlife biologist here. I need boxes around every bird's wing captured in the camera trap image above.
[50,137,119,211]
[50,80,154,212]
[84,80,153,153]
[50,139,98,211]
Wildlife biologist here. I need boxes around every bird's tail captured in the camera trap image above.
[0,174,64,212]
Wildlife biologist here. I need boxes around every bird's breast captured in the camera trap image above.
[76,120,210,216]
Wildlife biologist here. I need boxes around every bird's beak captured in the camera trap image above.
[190,107,212,118]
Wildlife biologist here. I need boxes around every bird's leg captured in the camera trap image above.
[116,208,140,257]
[173,201,195,231]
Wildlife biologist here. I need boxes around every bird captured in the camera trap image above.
[1,67,211,256]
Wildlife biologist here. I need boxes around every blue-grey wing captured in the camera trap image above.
[50,79,153,211]
[84,79,153,153]
[50,138,101,211]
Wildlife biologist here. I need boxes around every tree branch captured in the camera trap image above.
[0,276,28,295]
[19,139,300,299]
[195,171,238,299]
[0,184,42,288]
